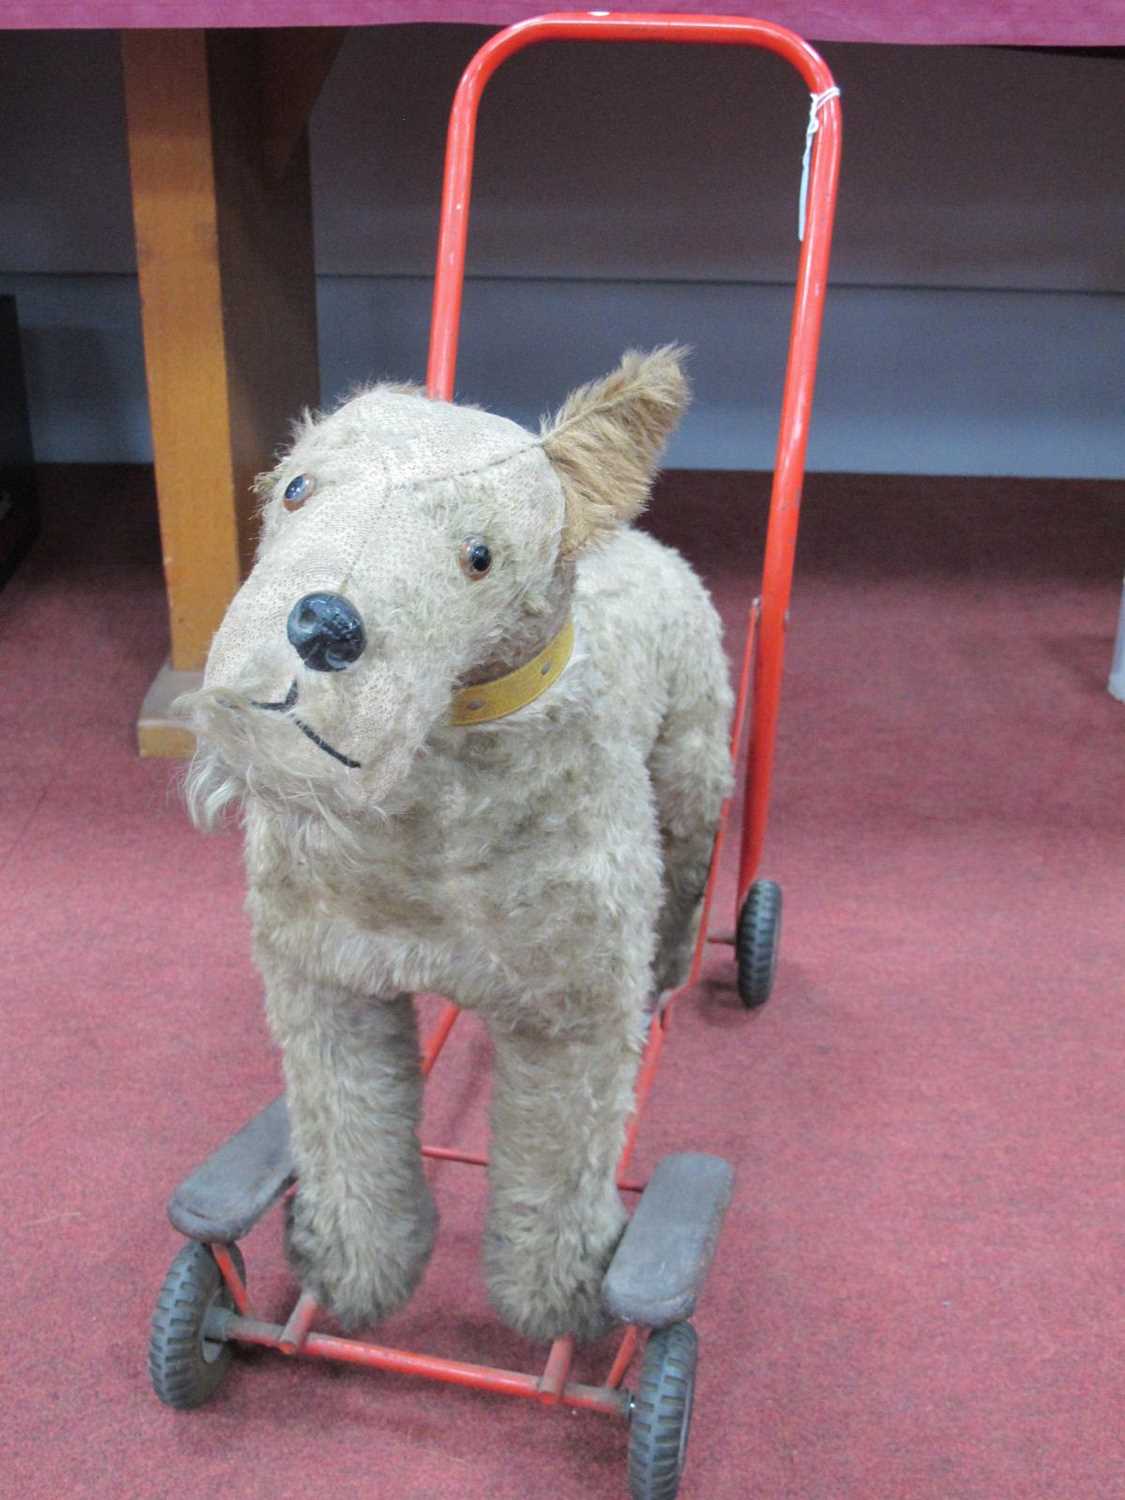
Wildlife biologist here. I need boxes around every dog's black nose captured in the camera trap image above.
[286,592,366,672]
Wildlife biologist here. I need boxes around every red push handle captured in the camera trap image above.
[425,12,842,907]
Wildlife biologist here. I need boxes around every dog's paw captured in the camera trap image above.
[484,1201,625,1344]
[651,910,702,997]
[651,944,693,1000]
[488,1265,618,1344]
[284,1187,438,1331]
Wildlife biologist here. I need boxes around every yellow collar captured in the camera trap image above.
[450,618,575,726]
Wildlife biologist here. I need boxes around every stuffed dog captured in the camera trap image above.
[181,347,732,1341]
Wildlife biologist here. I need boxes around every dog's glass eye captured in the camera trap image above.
[459,538,492,579]
[283,473,315,511]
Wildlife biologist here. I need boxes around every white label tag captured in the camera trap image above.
[799,87,841,242]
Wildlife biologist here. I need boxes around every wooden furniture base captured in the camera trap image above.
[122,27,342,756]
[138,662,202,759]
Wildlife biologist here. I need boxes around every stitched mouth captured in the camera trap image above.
[252,682,362,769]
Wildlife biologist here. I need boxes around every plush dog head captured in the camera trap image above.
[181,347,688,826]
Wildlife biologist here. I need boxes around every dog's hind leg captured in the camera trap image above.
[483,995,647,1343]
[647,604,733,998]
[261,963,437,1330]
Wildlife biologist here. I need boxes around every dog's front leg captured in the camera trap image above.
[260,956,437,1331]
[484,1001,645,1343]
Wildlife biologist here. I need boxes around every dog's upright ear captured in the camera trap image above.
[541,346,690,557]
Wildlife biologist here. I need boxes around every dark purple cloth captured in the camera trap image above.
[1,0,1123,46]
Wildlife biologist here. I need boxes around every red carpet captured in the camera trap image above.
[2,466,1122,1499]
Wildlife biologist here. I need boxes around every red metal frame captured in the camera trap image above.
[426,11,840,914]
[211,10,840,1418]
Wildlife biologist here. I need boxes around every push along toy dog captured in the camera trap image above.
[181,347,733,1342]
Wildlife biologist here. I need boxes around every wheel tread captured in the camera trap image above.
[148,1241,243,1410]
[737,879,783,1008]
[627,1322,699,1500]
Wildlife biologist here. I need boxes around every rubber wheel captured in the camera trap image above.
[149,1241,244,1409]
[736,879,782,1008]
[628,1322,698,1500]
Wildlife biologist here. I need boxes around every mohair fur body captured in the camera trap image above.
[182,350,733,1343]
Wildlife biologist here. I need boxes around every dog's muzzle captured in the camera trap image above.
[252,680,362,769]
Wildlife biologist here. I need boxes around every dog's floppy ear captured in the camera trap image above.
[541,346,690,557]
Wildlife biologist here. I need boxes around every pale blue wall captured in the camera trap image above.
[0,28,1122,477]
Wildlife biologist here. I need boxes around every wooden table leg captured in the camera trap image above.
[122,28,337,756]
